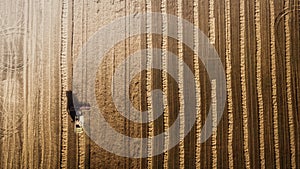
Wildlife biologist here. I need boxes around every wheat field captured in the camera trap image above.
[0,0,299,168]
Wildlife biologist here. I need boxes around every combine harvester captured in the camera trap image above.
[66,91,90,133]
[74,105,90,133]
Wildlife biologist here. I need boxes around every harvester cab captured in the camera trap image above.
[74,105,90,133]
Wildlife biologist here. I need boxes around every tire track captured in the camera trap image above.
[193,0,201,168]
[270,0,281,168]
[78,133,86,169]
[243,0,261,167]
[21,0,29,167]
[230,0,245,167]
[77,1,87,168]
[177,0,185,168]
[145,0,153,168]
[198,0,212,167]
[161,0,168,168]
[259,0,276,167]
[166,1,180,168]
[254,0,265,167]
[6,5,16,167]
[27,2,38,167]
[10,1,21,166]
[284,1,296,168]
[208,0,217,168]
[182,0,195,168]
[239,0,251,168]
[214,1,227,167]
[41,1,57,166]
[225,0,234,168]
[1,1,10,168]
[150,1,164,168]
[60,0,70,167]
[38,1,45,167]
[211,79,217,169]
[32,3,40,167]
[140,0,148,167]
[47,0,54,166]
[274,2,292,167]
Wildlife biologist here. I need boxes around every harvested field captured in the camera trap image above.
[0,0,299,168]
